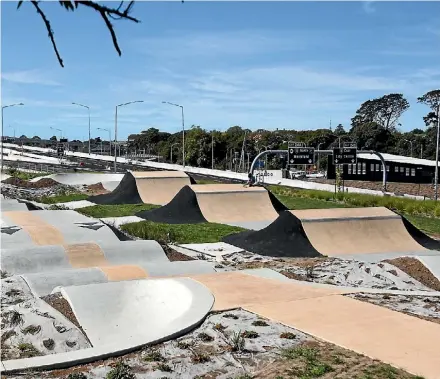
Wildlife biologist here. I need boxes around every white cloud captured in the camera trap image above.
[362,1,376,14]
[1,70,60,86]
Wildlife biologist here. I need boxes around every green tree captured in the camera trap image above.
[418,89,440,127]
[349,122,393,151]
[334,124,346,136]
[49,135,57,141]
[351,94,409,131]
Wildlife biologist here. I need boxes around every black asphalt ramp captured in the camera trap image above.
[135,186,207,224]
[223,211,322,258]
[400,215,440,251]
[88,172,143,205]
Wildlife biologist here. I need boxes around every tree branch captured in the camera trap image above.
[31,0,65,67]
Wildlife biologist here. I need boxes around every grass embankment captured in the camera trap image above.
[78,204,159,218]
[121,221,245,244]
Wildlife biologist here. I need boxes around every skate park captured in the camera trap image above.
[2,163,440,379]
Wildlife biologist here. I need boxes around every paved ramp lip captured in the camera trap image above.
[0,278,214,373]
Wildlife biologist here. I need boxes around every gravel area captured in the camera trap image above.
[163,244,195,261]
[384,257,440,291]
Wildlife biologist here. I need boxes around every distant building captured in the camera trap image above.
[327,152,439,184]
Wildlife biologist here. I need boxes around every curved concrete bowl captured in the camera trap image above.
[1,278,214,373]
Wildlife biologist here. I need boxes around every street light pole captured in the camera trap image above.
[114,100,144,173]
[97,128,111,155]
[404,139,413,157]
[211,132,215,170]
[50,127,63,139]
[435,104,440,201]
[1,103,24,173]
[71,102,91,154]
[162,101,185,167]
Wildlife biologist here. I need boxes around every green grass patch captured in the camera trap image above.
[405,214,440,236]
[5,169,47,180]
[194,178,223,184]
[121,220,245,244]
[37,193,89,204]
[77,203,159,218]
[275,194,352,210]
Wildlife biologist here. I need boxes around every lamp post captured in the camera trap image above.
[170,142,179,163]
[114,100,144,172]
[435,104,440,201]
[211,132,215,170]
[404,139,413,157]
[97,127,111,155]
[1,103,24,172]
[50,127,63,139]
[8,125,16,139]
[72,102,91,154]
[162,101,185,167]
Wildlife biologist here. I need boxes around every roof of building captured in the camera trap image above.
[357,152,437,167]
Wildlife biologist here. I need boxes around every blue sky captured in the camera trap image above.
[1,1,440,141]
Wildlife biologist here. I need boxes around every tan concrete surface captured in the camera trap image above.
[4,211,65,246]
[290,206,397,220]
[191,185,279,223]
[189,271,440,379]
[131,170,188,179]
[135,173,191,205]
[100,265,149,281]
[65,243,108,268]
[247,296,440,379]
[299,217,426,255]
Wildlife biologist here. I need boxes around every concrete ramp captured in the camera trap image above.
[1,240,168,275]
[20,261,215,296]
[0,199,29,211]
[133,170,191,205]
[136,184,285,229]
[1,210,119,248]
[291,207,428,256]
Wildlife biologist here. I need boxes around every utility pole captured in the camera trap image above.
[72,102,91,154]
[211,132,215,170]
[162,101,185,167]
[435,104,440,201]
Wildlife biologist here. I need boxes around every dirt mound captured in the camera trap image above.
[2,177,59,189]
[85,182,109,195]
[223,211,322,258]
[88,173,142,205]
[136,186,207,224]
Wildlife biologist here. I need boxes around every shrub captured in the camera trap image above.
[106,361,135,379]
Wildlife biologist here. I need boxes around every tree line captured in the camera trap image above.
[126,90,440,170]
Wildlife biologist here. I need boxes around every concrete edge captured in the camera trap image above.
[300,215,401,223]
[413,256,440,281]
[0,277,214,374]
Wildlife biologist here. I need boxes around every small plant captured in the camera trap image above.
[143,350,165,362]
[252,320,269,327]
[177,340,192,349]
[198,332,214,342]
[213,323,226,331]
[43,338,55,350]
[8,310,24,327]
[280,332,296,339]
[223,313,239,320]
[18,342,41,358]
[106,361,135,379]
[191,350,211,364]
[67,373,88,379]
[22,324,42,335]
[282,346,334,377]
[235,375,254,379]
[197,253,208,260]
[5,289,21,297]
[305,266,315,280]
[241,330,259,339]
[228,330,245,352]
[1,270,10,278]
[155,362,173,372]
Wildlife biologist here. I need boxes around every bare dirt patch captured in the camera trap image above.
[84,182,109,195]
[2,177,59,189]
[162,244,195,262]
[384,257,440,291]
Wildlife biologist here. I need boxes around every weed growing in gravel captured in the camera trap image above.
[198,332,214,342]
[228,330,246,352]
[282,346,334,377]
[17,342,41,358]
[143,350,165,362]
[223,313,239,320]
[213,323,226,331]
[280,332,296,339]
[67,373,88,379]
[8,310,24,327]
[5,289,22,297]
[106,361,135,379]
[1,270,10,278]
[242,330,259,339]
[22,325,41,335]
[252,320,269,327]
[176,340,192,349]
[155,362,173,372]
[191,350,211,364]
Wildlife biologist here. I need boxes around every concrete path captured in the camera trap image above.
[1,278,214,373]
[1,240,168,275]
[1,210,119,248]
[416,255,440,281]
[189,271,440,379]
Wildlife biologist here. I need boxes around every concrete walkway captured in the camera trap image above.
[189,271,440,379]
